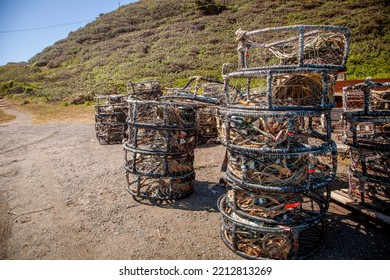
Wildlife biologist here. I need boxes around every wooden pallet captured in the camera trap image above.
[331,189,390,225]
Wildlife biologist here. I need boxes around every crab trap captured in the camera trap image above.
[94,94,128,144]
[347,147,390,213]
[218,194,326,260]
[235,25,350,71]
[164,76,225,143]
[126,80,162,100]
[224,146,337,193]
[223,184,330,226]
[219,108,333,153]
[342,111,390,150]
[342,79,390,112]
[223,69,337,110]
[123,99,199,200]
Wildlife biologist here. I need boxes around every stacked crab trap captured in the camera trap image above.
[342,79,390,214]
[164,76,225,144]
[94,94,129,144]
[217,25,350,259]
[123,79,202,200]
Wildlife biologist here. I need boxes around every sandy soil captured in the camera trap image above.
[0,101,389,260]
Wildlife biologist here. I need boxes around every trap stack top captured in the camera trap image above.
[218,25,350,259]
[342,79,390,214]
[94,93,129,145]
[123,99,199,201]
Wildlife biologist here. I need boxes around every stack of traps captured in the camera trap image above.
[218,25,350,259]
[124,100,198,200]
[342,79,390,214]
[94,81,162,144]
[94,94,129,144]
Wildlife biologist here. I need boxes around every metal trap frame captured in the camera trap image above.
[124,99,199,200]
[164,76,224,143]
[235,25,350,71]
[219,108,334,153]
[94,94,129,144]
[223,68,337,111]
[126,80,162,100]
[218,195,326,260]
[341,80,390,214]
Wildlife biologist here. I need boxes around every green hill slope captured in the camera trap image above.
[1,0,389,104]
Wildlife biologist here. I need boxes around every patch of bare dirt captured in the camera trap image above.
[0,105,389,260]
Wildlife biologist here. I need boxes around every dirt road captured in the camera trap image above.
[0,103,389,260]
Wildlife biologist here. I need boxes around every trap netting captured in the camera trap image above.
[342,111,390,150]
[347,148,390,213]
[219,108,333,153]
[164,76,225,143]
[223,185,330,226]
[342,79,390,111]
[126,80,162,100]
[223,70,336,110]
[235,25,350,71]
[224,146,337,193]
[124,100,198,200]
[94,94,128,144]
[218,195,326,260]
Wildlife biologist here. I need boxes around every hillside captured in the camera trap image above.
[0,0,389,104]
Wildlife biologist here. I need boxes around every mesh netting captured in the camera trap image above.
[126,80,162,100]
[342,111,390,150]
[126,172,195,201]
[218,195,326,260]
[348,172,390,214]
[236,25,350,70]
[94,94,128,144]
[163,76,224,143]
[224,147,337,193]
[124,100,198,200]
[124,151,194,177]
[349,148,390,179]
[223,71,335,110]
[347,147,390,213]
[225,186,329,226]
[342,80,390,111]
[219,108,333,153]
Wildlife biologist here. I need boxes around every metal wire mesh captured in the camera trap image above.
[219,108,333,153]
[347,147,390,213]
[342,79,390,112]
[126,80,162,100]
[126,172,195,201]
[342,111,390,150]
[236,25,350,71]
[124,99,198,200]
[224,147,337,193]
[225,186,330,226]
[218,195,326,260]
[94,94,128,144]
[348,172,390,214]
[223,70,336,110]
[164,76,225,143]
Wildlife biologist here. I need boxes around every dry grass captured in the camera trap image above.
[0,108,16,123]
[14,103,95,124]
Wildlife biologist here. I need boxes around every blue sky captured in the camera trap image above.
[0,0,137,66]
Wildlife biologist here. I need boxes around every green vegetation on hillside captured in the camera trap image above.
[0,0,389,104]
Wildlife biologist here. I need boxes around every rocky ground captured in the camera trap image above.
[0,101,389,260]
